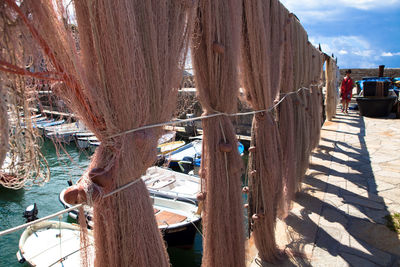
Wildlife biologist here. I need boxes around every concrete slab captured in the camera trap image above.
[246,110,400,267]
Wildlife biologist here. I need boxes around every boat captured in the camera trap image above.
[143,166,201,203]
[59,188,201,247]
[165,139,202,169]
[45,122,85,143]
[76,135,97,149]
[153,195,201,247]
[88,140,101,152]
[355,77,398,117]
[87,132,178,152]
[157,131,176,145]
[59,188,94,227]
[164,138,244,173]
[157,141,186,154]
[44,122,79,136]
[16,220,94,266]
[36,119,65,135]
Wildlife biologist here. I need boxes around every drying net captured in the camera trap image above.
[191,0,245,266]
[0,4,50,189]
[325,57,339,121]
[0,84,8,168]
[241,0,325,263]
[1,0,195,266]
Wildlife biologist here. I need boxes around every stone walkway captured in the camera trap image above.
[248,109,400,266]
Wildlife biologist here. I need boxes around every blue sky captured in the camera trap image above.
[280,0,400,69]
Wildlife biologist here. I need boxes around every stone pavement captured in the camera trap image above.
[248,109,400,267]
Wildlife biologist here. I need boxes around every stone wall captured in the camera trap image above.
[339,68,400,81]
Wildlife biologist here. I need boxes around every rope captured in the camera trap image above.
[0,85,322,237]
[0,178,143,237]
[107,86,317,139]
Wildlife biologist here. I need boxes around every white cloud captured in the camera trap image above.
[338,0,400,10]
[382,52,400,57]
[309,35,387,68]
[353,50,374,57]
[280,0,400,12]
[280,0,400,22]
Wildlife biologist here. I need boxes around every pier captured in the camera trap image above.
[247,109,400,266]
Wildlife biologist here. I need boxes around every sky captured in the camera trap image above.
[280,0,400,69]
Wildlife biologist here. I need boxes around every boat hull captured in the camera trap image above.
[356,96,397,117]
[162,218,201,248]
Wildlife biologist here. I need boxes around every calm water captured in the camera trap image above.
[0,140,202,267]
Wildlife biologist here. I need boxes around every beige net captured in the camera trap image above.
[0,83,8,168]
[0,4,50,189]
[191,0,245,266]
[1,0,195,266]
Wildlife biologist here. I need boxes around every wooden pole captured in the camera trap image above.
[379,65,385,77]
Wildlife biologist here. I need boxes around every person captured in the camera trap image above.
[340,69,354,113]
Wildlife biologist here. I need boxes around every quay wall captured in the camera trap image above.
[339,68,400,81]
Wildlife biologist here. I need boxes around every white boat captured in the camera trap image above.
[45,122,86,143]
[157,131,176,145]
[87,132,177,152]
[44,122,79,135]
[76,135,97,149]
[88,140,101,152]
[167,139,202,163]
[143,166,200,203]
[152,195,201,247]
[16,220,94,266]
[59,189,201,247]
[36,120,65,135]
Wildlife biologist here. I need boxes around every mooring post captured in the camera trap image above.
[378,65,385,77]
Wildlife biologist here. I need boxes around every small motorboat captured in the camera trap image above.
[89,140,101,152]
[36,120,65,135]
[59,179,201,247]
[157,131,176,145]
[165,139,202,170]
[76,135,97,149]
[153,195,201,247]
[59,188,94,228]
[165,138,245,173]
[142,166,200,203]
[16,220,94,266]
[45,122,86,143]
[158,141,186,154]
[87,132,178,152]
[356,77,398,117]
[44,122,77,134]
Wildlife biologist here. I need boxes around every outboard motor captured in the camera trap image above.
[23,203,38,223]
[178,156,194,174]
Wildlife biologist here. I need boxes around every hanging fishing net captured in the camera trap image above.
[0,5,50,189]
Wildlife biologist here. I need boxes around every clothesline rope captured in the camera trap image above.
[0,84,322,237]
[107,86,318,139]
[0,178,142,237]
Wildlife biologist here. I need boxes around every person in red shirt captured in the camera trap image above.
[340,69,354,113]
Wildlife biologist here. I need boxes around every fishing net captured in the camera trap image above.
[240,0,286,262]
[325,57,338,121]
[241,0,325,263]
[0,4,50,189]
[191,0,245,266]
[1,0,195,266]
[0,84,8,168]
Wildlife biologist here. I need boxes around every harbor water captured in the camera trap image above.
[0,140,202,267]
